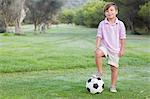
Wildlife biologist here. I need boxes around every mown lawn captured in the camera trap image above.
[0,24,150,99]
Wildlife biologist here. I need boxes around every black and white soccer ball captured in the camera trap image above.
[86,77,104,94]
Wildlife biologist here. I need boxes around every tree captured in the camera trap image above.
[26,0,63,31]
[15,0,28,35]
[59,9,75,24]
[0,0,27,34]
[138,1,150,33]
[104,0,149,34]
[73,0,106,27]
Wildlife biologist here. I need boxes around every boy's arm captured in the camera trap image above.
[95,37,101,51]
[96,22,102,51]
[119,39,125,57]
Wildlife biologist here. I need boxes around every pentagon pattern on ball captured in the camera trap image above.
[86,77,104,94]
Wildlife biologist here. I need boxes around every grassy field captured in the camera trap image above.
[0,24,150,99]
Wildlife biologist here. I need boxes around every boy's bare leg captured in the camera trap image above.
[95,49,104,75]
[110,65,118,87]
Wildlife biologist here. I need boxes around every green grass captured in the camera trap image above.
[0,24,150,99]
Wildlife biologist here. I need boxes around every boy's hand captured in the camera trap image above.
[94,47,99,52]
[119,39,125,57]
[119,49,124,57]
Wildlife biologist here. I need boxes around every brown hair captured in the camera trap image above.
[104,2,118,12]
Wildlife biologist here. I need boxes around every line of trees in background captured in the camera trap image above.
[0,0,149,35]
[59,0,150,35]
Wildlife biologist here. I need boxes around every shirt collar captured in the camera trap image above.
[104,17,119,25]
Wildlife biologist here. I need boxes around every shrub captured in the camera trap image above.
[59,9,75,24]
[74,1,106,28]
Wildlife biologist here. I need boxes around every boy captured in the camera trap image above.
[94,2,126,93]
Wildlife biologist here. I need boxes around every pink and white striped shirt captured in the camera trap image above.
[97,18,126,54]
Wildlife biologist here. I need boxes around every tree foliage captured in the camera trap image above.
[59,0,106,28]
[26,0,63,31]
[60,0,150,34]
[104,0,149,34]
[138,1,150,33]
[59,9,75,24]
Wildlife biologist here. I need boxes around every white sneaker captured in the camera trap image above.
[91,72,102,78]
[109,86,117,93]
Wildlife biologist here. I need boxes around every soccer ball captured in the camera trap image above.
[86,77,104,94]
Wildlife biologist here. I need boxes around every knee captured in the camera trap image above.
[95,50,103,58]
[110,66,118,72]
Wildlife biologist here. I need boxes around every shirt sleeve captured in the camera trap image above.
[119,22,126,39]
[97,22,103,38]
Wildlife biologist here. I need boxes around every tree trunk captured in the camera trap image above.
[34,23,37,31]
[4,18,9,32]
[14,0,26,35]
[15,19,21,35]
[147,24,150,33]
[129,21,135,33]
[34,18,39,31]
[127,17,136,34]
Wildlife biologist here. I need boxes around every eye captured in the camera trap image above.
[110,9,113,11]
[106,10,109,12]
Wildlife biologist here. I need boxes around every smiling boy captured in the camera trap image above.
[94,2,126,92]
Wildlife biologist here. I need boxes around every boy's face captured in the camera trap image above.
[105,6,118,19]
